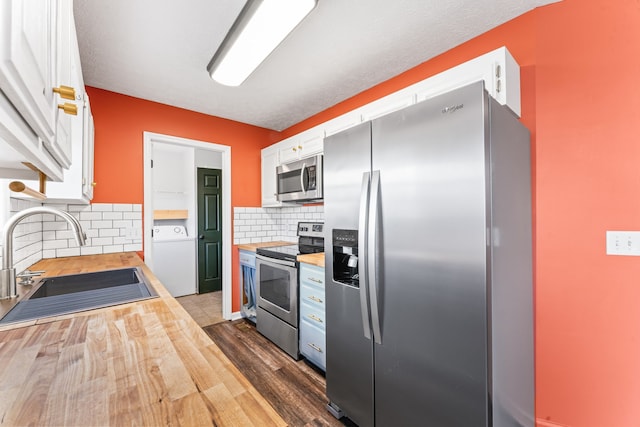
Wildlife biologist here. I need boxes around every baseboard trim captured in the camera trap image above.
[229,311,243,321]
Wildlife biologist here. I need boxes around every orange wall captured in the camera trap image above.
[88,87,280,205]
[87,87,281,312]
[534,0,640,425]
[281,0,640,426]
[89,0,640,424]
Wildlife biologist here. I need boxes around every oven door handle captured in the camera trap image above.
[256,254,297,268]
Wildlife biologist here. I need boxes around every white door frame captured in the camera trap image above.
[143,131,233,320]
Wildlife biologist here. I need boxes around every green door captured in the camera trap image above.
[197,168,222,293]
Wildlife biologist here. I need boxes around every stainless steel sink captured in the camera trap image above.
[0,267,157,324]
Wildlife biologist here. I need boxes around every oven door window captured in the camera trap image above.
[259,263,292,311]
[278,169,303,195]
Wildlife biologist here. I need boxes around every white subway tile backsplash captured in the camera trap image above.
[85,229,100,238]
[91,237,114,246]
[123,212,141,220]
[56,247,81,257]
[113,220,133,229]
[233,205,324,244]
[43,240,68,250]
[40,202,143,260]
[68,204,91,212]
[113,204,133,212]
[102,212,124,220]
[42,249,56,258]
[81,246,103,256]
[91,220,113,229]
[103,245,124,254]
[99,228,120,238]
[90,204,113,212]
[79,211,103,221]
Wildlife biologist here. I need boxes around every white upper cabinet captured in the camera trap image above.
[261,145,280,207]
[50,0,76,169]
[81,94,94,201]
[260,46,522,207]
[278,133,324,164]
[0,1,56,148]
[0,0,82,181]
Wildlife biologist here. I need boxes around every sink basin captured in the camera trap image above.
[0,267,157,324]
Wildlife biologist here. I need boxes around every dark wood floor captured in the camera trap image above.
[203,320,356,427]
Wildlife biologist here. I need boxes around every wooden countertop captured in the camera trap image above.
[297,252,325,267]
[236,241,294,252]
[0,253,285,426]
[235,242,325,267]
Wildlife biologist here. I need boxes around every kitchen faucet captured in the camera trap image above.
[1,207,86,299]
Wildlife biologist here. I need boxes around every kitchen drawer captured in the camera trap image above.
[300,319,326,371]
[300,301,325,331]
[299,263,324,287]
[300,283,325,310]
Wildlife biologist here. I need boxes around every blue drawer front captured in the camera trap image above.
[300,283,325,310]
[300,300,326,331]
[300,319,326,371]
[299,263,324,287]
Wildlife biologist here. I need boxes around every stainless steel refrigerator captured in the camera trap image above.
[324,81,534,427]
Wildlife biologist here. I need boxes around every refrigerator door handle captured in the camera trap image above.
[358,172,372,340]
[368,170,382,344]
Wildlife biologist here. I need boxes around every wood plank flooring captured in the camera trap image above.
[203,320,356,427]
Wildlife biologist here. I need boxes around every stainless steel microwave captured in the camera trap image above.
[276,154,323,202]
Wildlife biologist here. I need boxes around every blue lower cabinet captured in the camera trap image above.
[300,318,326,370]
[299,262,326,371]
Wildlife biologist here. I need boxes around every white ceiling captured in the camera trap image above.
[73,0,558,132]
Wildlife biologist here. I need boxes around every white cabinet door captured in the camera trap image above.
[278,134,324,164]
[49,0,76,168]
[261,147,281,207]
[278,139,301,164]
[82,95,95,200]
[0,0,57,156]
[297,135,323,159]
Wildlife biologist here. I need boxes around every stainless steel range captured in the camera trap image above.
[256,222,324,359]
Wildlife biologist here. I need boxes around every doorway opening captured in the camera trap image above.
[143,132,232,320]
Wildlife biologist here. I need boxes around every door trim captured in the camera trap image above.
[143,132,234,320]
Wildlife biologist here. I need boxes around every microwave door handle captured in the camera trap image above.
[300,163,307,193]
[358,172,372,340]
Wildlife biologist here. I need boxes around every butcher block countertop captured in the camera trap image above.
[236,241,325,267]
[236,241,294,252]
[0,252,286,427]
[297,252,325,267]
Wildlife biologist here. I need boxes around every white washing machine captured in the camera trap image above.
[151,225,196,297]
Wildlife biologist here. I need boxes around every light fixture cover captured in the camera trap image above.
[207,0,318,86]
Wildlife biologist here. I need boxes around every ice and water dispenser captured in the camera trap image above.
[332,229,359,287]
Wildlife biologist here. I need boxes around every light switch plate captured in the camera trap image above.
[606,231,640,256]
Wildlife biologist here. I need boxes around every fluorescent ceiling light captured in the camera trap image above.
[207,0,318,86]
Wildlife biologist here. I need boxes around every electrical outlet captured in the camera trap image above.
[606,231,640,256]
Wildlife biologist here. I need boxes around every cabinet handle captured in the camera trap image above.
[53,85,76,100]
[91,182,97,187]
[58,102,78,116]
[292,147,297,151]
[308,296,323,303]
[298,145,302,150]
[309,277,323,284]
[307,343,323,353]
[308,314,323,323]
